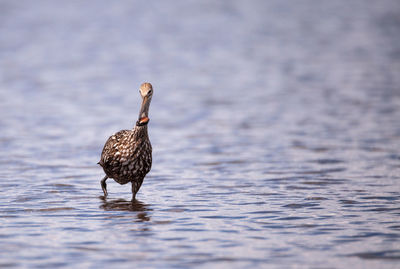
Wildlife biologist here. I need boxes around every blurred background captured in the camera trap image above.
[0,0,399,268]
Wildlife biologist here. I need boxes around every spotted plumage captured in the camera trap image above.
[99,82,153,200]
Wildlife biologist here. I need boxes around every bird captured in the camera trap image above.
[98,82,153,200]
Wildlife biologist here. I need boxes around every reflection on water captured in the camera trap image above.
[100,198,152,221]
[0,0,400,268]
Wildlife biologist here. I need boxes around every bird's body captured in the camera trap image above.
[99,82,153,200]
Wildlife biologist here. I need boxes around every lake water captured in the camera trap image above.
[0,0,399,268]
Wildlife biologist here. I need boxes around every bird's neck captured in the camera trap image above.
[134,95,151,139]
[133,124,148,140]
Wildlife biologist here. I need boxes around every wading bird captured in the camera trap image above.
[98,82,153,200]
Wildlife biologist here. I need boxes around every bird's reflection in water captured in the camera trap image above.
[99,197,152,222]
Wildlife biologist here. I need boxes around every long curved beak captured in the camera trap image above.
[138,95,151,122]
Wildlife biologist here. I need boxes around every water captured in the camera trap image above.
[1,0,400,268]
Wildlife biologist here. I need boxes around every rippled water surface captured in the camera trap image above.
[1,0,400,268]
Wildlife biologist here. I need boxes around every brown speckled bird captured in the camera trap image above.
[98,82,153,200]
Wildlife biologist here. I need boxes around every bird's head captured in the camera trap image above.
[137,82,153,126]
[140,82,153,99]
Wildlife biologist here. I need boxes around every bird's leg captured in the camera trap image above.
[131,181,138,201]
[131,179,143,201]
[101,176,108,197]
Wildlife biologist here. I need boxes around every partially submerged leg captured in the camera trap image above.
[131,179,143,201]
[101,175,108,196]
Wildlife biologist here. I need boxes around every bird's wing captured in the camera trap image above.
[99,130,133,167]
